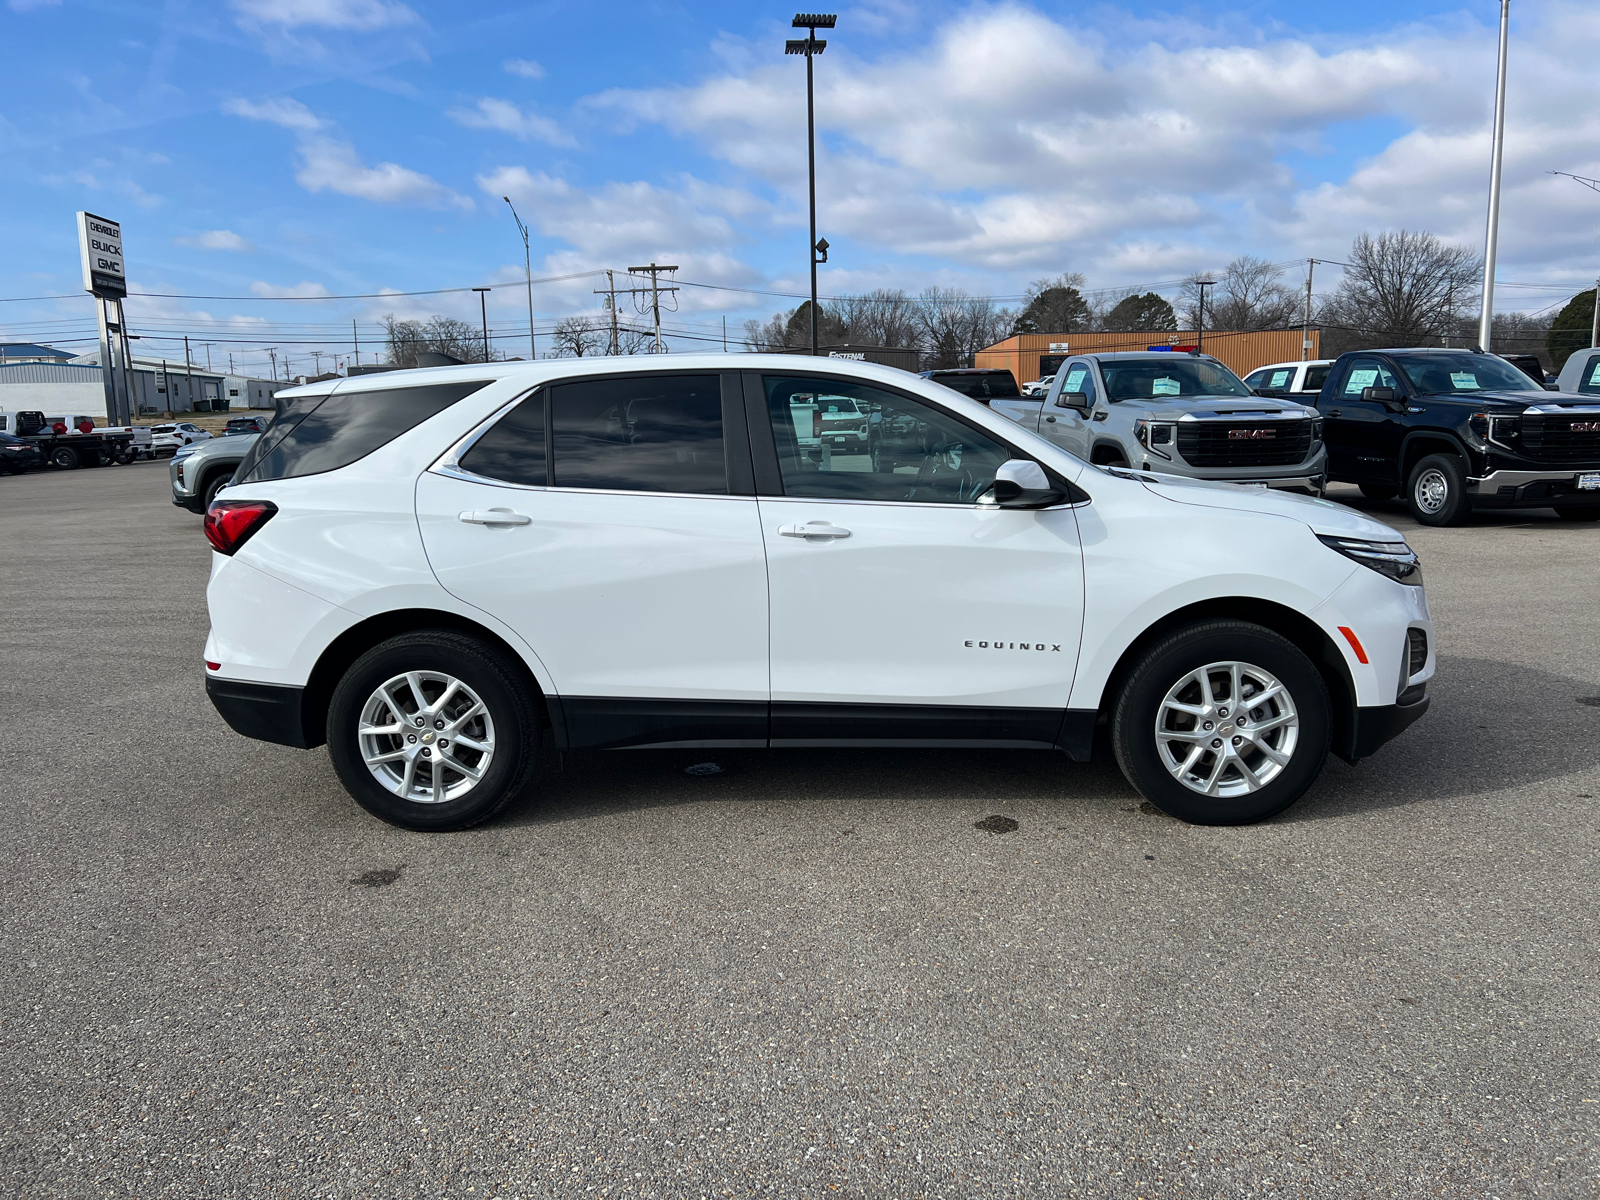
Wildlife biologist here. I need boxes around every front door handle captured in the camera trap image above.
[779,521,851,541]
[1326,409,1342,418]
[459,509,531,526]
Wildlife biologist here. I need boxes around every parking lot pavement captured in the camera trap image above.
[3,465,1598,1200]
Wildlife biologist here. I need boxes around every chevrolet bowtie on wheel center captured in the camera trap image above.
[200,356,1433,830]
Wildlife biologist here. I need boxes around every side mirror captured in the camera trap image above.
[991,460,1064,509]
[1056,390,1089,411]
[1362,386,1398,404]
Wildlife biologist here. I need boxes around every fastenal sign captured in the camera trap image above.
[77,211,126,299]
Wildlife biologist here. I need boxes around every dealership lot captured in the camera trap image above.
[3,463,1597,1198]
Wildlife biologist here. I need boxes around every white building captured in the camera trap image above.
[67,350,287,413]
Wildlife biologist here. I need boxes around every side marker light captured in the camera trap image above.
[1337,626,1369,664]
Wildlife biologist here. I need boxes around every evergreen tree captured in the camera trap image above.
[1548,290,1598,373]
[1101,292,1176,332]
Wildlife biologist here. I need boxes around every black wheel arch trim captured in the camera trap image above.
[1396,430,1475,487]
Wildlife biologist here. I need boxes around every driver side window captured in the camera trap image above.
[764,376,1010,504]
[1059,362,1095,403]
[1340,359,1398,396]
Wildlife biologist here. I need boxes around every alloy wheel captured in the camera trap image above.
[1154,660,1299,797]
[357,671,496,804]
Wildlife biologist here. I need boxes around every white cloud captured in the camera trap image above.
[448,99,574,147]
[250,281,331,298]
[230,0,415,31]
[177,230,256,252]
[223,95,324,131]
[503,58,545,80]
[298,138,472,210]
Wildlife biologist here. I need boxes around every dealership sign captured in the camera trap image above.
[77,211,126,299]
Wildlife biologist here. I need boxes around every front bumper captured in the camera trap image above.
[1341,692,1430,762]
[1466,467,1600,508]
[206,675,311,748]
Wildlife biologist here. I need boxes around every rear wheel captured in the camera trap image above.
[1358,483,1397,501]
[1111,621,1331,825]
[326,631,540,831]
[1553,506,1600,522]
[1407,453,1470,526]
[49,447,80,470]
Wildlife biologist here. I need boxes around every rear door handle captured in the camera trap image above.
[459,509,531,526]
[779,521,851,540]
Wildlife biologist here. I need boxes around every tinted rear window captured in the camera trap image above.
[237,381,488,484]
[1302,366,1330,392]
[934,373,1021,398]
[459,393,546,486]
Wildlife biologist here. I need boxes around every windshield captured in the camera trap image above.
[816,398,860,414]
[1390,352,1541,394]
[1100,359,1252,401]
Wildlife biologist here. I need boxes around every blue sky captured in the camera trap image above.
[3,0,1598,376]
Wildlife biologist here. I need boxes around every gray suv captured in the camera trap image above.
[170,433,258,513]
[991,352,1326,490]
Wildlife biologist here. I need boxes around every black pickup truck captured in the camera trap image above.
[1314,347,1600,525]
[13,410,137,471]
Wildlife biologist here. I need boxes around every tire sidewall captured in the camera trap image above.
[326,634,536,831]
[1407,453,1468,526]
[1113,623,1330,825]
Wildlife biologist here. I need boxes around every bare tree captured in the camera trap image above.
[837,289,920,349]
[1318,230,1481,355]
[742,311,792,352]
[1179,257,1299,331]
[382,314,491,366]
[917,287,1013,369]
[548,314,605,358]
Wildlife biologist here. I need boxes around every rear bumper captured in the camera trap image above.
[206,675,311,748]
[1341,693,1430,762]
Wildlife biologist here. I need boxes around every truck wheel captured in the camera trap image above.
[1406,454,1469,526]
[325,631,541,832]
[114,449,134,465]
[1553,506,1600,522]
[49,447,80,470]
[1111,620,1330,825]
[1358,483,1397,501]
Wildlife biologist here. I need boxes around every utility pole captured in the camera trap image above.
[594,270,621,355]
[473,287,492,362]
[202,343,213,372]
[353,319,360,368]
[787,13,837,356]
[1194,279,1215,354]
[313,351,323,375]
[267,347,277,383]
[503,196,537,360]
[229,352,235,375]
[183,334,195,411]
[1591,277,1600,349]
[627,263,680,353]
[1478,0,1511,351]
[1302,260,1316,361]
[723,315,728,352]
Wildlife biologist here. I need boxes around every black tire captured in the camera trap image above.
[1406,453,1470,526]
[326,630,540,831]
[1553,506,1600,522]
[114,449,134,465]
[1111,620,1331,825]
[1358,483,1397,501]
[201,469,235,508]
[49,447,80,470]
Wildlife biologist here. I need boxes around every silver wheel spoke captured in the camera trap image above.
[1250,737,1291,767]
[1201,751,1229,794]
[1250,712,1295,735]
[358,669,497,806]
[1153,658,1299,799]
[1234,756,1263,792]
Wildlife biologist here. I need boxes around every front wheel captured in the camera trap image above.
[1111,621,1331,825]
[49,447,80,470]
[326,631,541,831]
[1407,453,1470,526]
[1553,506,1600,522]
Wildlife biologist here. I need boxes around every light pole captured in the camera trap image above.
[1478,0,1511,351]
[473,286,492,362]
[503,197,537,361]
[1194,279,1215,354]
[787,12,836,356]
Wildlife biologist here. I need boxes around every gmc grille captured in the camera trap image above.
[1176,421,1314,468]
[1518,414,1600,463]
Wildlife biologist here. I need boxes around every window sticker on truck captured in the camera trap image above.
[1450,373,1479,389]
[1270,370,1291,388]
[1063,368,1088,392]
[1345,369,1378,393]
[1152,377,1180,396]
[1589,362,1600,386]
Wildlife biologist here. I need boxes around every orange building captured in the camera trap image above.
[975,329,1321,386]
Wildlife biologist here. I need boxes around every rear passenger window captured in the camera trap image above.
[1578,354,1600,395]
[238,382,488,483]
[550,375,726,494]
[459,393,546,486]
[1302,366,1331,393]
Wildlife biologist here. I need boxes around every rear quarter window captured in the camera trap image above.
[236,381,489,484]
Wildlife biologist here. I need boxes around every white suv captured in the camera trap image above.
[201,356,1434,831]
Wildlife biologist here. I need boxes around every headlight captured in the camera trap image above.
[1133,419,1174,458]
[1469,412,1520,448]
[1317,535,1422,586]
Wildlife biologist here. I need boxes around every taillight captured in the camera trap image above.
[204,499,277,555]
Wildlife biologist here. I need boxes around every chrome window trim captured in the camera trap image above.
[428,388,538,477]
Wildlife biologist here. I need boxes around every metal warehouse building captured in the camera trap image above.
[976,329,1322,386]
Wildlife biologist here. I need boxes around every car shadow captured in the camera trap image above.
[498,653,1599,829]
